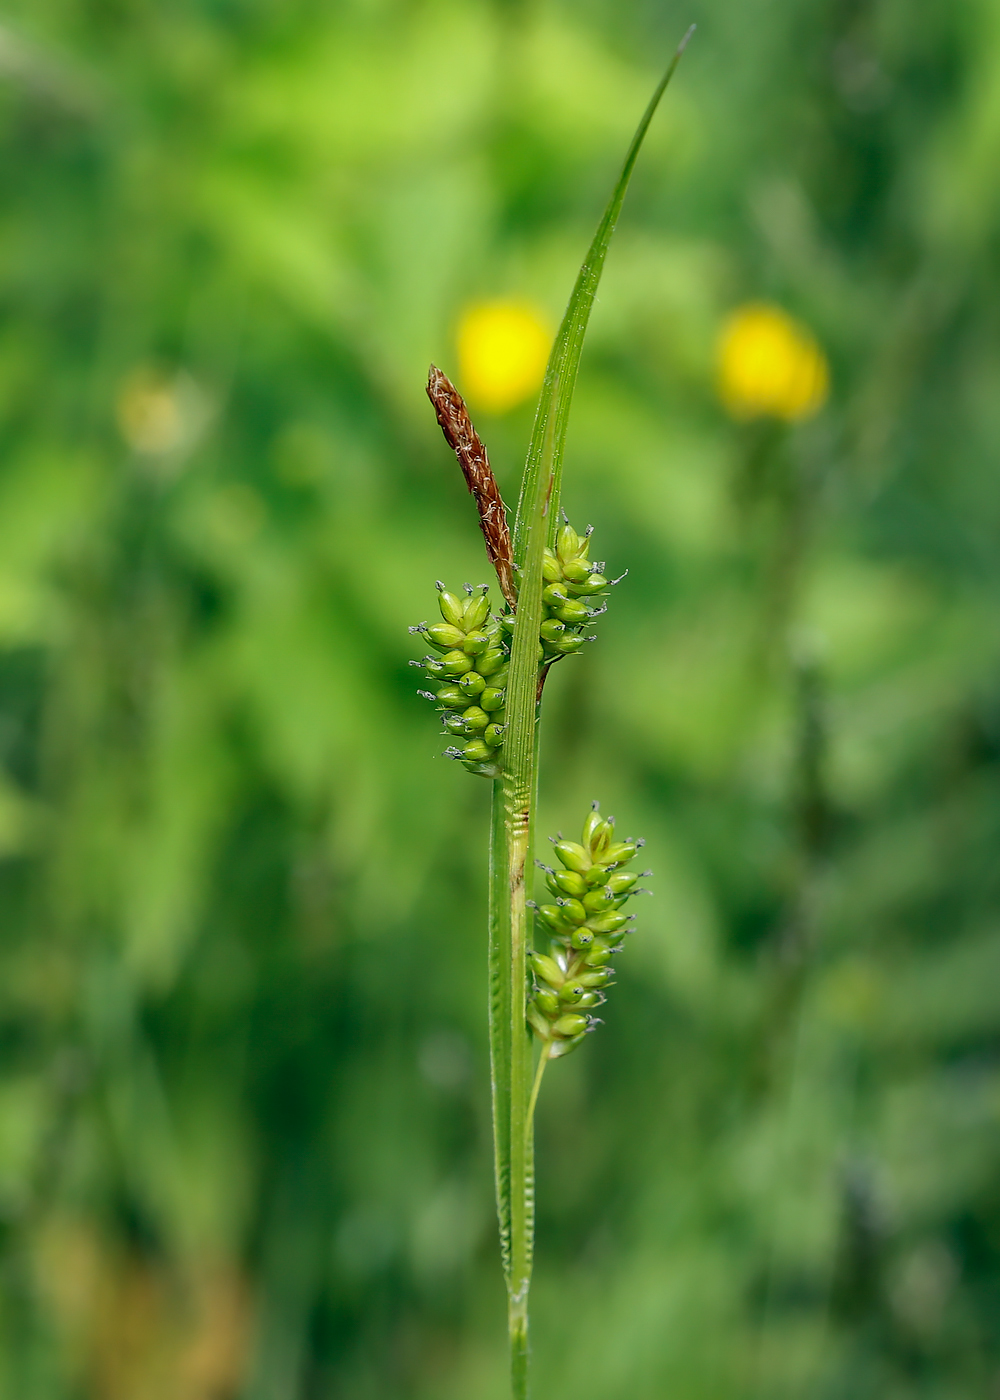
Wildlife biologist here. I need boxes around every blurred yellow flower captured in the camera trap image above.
[116,366,211,458]
[116,367,184,453]
[717,303,829,422]
[456,299,552,414]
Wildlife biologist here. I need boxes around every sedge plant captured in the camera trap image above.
[410,32,692,1399]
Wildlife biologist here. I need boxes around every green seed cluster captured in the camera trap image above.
[411,519,619,776]
[411,583,510,778]
[498,521,616,663]
[528,805,648,1058]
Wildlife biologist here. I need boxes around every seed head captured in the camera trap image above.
[527,805,650,1057]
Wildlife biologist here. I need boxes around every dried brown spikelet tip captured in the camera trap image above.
[426,364,517,609]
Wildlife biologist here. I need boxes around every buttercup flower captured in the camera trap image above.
[456,299,552,414]
[717,302,829,422]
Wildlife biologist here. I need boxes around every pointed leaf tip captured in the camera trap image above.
[677,23,696,55]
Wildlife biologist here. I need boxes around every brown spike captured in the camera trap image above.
[426,365,517,609]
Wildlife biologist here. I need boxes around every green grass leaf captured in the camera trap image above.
[512,24,695,564]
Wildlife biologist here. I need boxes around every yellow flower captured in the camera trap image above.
[115,366,211,457]
[456,299,552,414]
[116,367,184,453]
[717,303,829,422]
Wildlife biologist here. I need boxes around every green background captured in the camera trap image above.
[2,1,999,1396]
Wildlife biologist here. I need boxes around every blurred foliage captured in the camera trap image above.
[1,1,999,1397]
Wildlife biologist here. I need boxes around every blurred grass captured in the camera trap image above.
[1,1,1000,1397]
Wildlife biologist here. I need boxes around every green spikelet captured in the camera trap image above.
[411,581,509,777]
[528,804,649,1058]
[500,516,620,664]
[411,521,621,776]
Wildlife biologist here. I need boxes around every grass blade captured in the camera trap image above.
[512,24,695,560]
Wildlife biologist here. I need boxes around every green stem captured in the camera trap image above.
[502,702,539,1400]
[489,779,512,1280]
[509,1291,529,1400]
[527,1046,552,1132]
